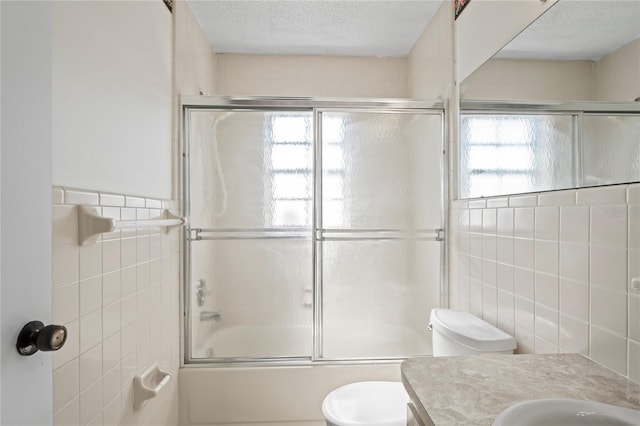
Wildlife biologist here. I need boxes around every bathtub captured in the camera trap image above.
[181,325,429,426]
[192,324,312,359]
[179,363,402,426]
[192,324,431,360]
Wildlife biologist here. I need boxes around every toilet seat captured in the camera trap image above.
[321,381,409,426]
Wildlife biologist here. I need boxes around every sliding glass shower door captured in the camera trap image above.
[317,111,443,359]
[183,99,444,363]
[186,109,314,360]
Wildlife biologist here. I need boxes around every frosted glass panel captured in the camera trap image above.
[271,144,311,170]
[273,174,310,199]
[190,239,312,359]
[185,103,445,364]
[189,110,313,229]
[583,115,640,186]
[321,112,442,229]
[321,240,438,358]
[460,114,574,198]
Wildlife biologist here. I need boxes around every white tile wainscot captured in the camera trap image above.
[448,183,640,383]
[52,187,181,426]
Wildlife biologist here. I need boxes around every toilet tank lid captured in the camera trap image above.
[430,309,516,352]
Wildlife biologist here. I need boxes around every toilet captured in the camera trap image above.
[321,309,516,426]
[322,381,409,426]
[429,308,517,357]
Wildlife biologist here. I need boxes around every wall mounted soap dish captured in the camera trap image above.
[133,363,171,410]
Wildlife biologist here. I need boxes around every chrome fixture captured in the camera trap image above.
[196,279,209,307]
[200,311,222,322]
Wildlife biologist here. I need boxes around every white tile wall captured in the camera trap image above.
[450,183,640,383]
[52,187,180,426]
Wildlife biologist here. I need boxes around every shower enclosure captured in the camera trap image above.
[182,97,446,363]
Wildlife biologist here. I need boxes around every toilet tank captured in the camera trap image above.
[430,309,516,357]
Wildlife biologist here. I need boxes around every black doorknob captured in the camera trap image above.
[16,321,67,356]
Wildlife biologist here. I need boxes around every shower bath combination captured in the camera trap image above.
[181,97,447,365]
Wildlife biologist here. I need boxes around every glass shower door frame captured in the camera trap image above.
[312,107,447,361]
[181,97,447,366]
[181,105,315,364]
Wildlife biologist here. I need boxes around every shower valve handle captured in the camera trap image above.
[196,279,210,307]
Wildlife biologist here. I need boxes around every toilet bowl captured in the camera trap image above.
[322,381,409,426]
[321,309,516,426]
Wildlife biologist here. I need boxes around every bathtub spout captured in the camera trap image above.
[200,311,222,322]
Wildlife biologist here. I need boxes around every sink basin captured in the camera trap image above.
[493,399,640,426]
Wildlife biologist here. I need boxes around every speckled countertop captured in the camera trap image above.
[401,353,640,426]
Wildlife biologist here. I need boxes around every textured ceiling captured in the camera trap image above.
[187,0,444,57]
[497,1,640,61]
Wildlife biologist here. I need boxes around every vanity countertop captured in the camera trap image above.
[401,353,640,426]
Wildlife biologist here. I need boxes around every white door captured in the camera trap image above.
[1,1,54,424]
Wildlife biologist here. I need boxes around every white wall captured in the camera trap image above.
[595,38,640,102]
[1,1,53,424]
[173,0,217,200]
[174,1,217,98]
[49,2,179,424]
[216,54,408,98]
[408,0,454,100]
[455,0,557,82]
[461,58,595,101]
[52,1,172,199]
[48,1,219,424]
[460,39,640,102]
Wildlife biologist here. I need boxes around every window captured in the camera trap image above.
[269,115,313,227]
[321,116,345,228]
[460,114,574,198]
[462,115,535,198]
[267,114,346,228]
